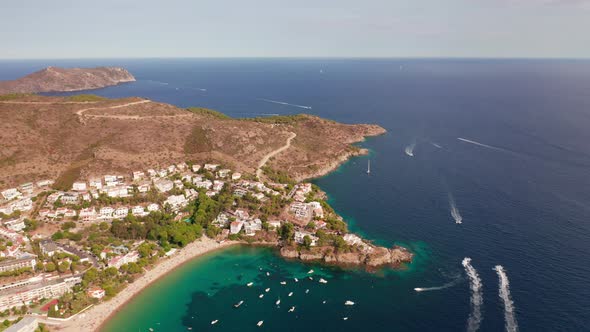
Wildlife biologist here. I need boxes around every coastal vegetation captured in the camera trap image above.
[185,107,230,119]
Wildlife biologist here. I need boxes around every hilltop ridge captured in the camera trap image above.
[0,95,385,188]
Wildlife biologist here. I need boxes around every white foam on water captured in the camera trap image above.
[494,265,519,332]
[258,98,312,110]
[448,193,463,224]
[405,143,416,157]
[463,258,483,332]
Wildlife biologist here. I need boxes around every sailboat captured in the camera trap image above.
[367,160,371,174]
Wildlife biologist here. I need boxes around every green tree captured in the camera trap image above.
[58,261,71,273]
[45,262,56,272]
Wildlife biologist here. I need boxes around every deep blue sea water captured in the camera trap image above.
[2,58,590,331]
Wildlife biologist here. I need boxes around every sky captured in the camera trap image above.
[1,0,589,59]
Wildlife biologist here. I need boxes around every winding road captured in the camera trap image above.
[256,131,297,179]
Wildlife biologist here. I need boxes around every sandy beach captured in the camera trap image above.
[52,237,237,332]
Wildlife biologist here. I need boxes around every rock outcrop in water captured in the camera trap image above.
[0,66,135,94]
[280,244,413,270]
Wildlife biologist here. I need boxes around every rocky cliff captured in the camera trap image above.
[279,244,413,270]
[0,66,135,94]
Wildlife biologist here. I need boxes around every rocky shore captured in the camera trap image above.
[279,244,413,270]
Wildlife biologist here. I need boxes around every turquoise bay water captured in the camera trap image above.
[102,245,425,332]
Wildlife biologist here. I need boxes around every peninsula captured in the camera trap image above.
[0,93,410,332]
[0,67,135,94]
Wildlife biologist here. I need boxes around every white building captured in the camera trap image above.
[11,198,33,212]
[79,208,97,221]
[99,207,114,219]
[230,221,244,234]
[231,172,242,181]
[147,203,160,212]
[1,189,21,201]
[89,178,103,189]
[217,169,231,178]
[212,180,224,191]
[132,171,144,181]
[132,206,147,217]
[108,251,140,269]
[36,179,54,188]
[165,195,188,210]
[195,180,212,189]
[204,164,219,171]
[154,179,174,193]
[268,220,282,230]
[3,218,25,232]
[192,164,201,173]
[213,213,229,227]
[113,207,129,219]
[72,182,87,191]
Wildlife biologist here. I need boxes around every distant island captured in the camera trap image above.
[0,66,135,94]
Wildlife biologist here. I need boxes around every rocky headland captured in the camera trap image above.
[0,66,135,94]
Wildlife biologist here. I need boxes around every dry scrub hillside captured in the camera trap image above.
[0,95,385,188]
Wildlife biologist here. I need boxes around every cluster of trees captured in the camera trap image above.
[262,166,296,186]
[0,267,32,278]
[316,230,349,251]
[109,211,203,249]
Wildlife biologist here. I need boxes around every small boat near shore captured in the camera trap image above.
[319,278,328,284]
[276,299,281,305]
[345,300,355,306]
[294,278,299,282]
[305,289,309,294]
[288,306,295,312]
[257,321,264,327]
[308,269,314,274]
[288,292,293,297]
[265,288,270,292]
[280,281,287,285]
[247,282,253,287]
[234,300,244,308]
[211,320,219,325]
[343,317,349,321]
[259,294,264,298]
[266,272,270,276]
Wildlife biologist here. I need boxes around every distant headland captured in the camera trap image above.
[0,66,135,94]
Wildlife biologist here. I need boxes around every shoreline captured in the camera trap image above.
[53,237,238,332]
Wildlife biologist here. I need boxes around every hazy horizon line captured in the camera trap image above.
[1,56,589,61]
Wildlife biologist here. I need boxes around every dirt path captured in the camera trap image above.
[256,131,296,178]
[75,99,151,117]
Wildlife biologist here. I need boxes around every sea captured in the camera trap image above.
[1,58,590,331]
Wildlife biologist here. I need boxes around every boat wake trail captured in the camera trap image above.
[258,98,312,110]
[448,193,463,224]
[463,258,483,332]
[457,138,508,153]
[494,265,519,332]
[405,143,416,157]
[414,277,461,292]
[431,142,442,149]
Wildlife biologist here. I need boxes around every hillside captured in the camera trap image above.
[0,95,385,188]
[0,66,135,94]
